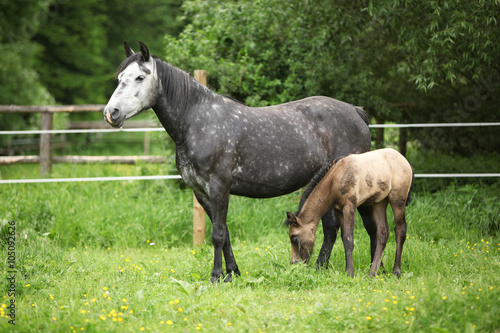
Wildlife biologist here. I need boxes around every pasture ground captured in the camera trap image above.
[0,161,499,332]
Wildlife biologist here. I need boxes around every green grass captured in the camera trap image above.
[1,162,499,332]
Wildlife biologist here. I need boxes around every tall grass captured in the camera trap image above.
[1,158,499,332]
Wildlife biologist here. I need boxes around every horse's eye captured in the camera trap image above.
[291,236,299,245]
[136,75,145,82]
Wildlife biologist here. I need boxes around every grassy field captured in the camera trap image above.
[0,160,499,332]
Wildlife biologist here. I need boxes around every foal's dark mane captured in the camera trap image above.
[116,53,195,112]
[293,156,347,216]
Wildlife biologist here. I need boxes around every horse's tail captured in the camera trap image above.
[405,166,415,206]
[355,106,370,126]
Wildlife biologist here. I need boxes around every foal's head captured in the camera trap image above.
[286,212,317,264]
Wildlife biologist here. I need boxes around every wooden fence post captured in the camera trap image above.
[192,70,207,246]
[40,112,53,177]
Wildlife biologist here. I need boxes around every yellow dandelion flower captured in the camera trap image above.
[442,296,447,300]
[228,322,232,326]
[25,284,30,287]
[80,309,86,314]
[122,298,127,302]
[178,307,183,312]
[175,299,180,304]
[140,327,145,331]
[167,320,173,325]
[366,316,372,320]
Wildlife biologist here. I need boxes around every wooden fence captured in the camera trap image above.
[0,70,209,246]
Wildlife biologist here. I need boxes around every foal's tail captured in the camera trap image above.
[405,166,415,206]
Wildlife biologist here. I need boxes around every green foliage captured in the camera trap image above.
[0,168,499,331]
[1,149,499,330]
[165,0,500,155]
[33,0,184,105]
[165,0,392,112]
[371,0,500,91]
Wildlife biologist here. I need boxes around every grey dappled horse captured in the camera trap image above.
[104,42,376,282]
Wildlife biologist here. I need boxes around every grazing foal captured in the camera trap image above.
[286,148,414,277]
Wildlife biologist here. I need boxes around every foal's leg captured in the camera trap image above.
[336,205,356,277]
[315,209,340,268]
[391,203,407,277]
[369,201,390,277]
[357,205,380,268]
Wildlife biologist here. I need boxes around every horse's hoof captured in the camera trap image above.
[210,275,223,283]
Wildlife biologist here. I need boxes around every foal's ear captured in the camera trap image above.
[286,212,300,227]
[139,41,150,61]
[124,41,135,57]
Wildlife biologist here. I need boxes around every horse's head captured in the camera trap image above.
[104,42,159,128]
[286,212,316,264]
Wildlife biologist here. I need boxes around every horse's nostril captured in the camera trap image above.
[111,108,120,120]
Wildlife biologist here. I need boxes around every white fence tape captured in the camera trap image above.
[1,122,499,184]
[0,122,499,135]
[0,175,182,184]
[0,128,165,135]
[0,174,498,185]
[369,122,500,128]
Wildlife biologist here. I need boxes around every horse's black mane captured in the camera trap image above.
[116,53,193,112]
[294,155,347,216]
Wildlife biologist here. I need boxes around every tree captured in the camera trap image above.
[34,0,184,104]
[164,0,499,155]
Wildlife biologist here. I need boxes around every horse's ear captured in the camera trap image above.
[139,41,150,61]
[124,41,135,57]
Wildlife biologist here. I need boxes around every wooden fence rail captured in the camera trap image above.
[0,70,209,246]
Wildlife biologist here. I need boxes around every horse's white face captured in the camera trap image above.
[104,56,158,128]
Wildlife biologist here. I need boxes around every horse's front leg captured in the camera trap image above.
[207,178,239,283]
[315,209,340,268]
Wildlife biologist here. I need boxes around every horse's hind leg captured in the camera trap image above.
[391,204,407,277]
[315,209,340,268]
[369,201,389,277]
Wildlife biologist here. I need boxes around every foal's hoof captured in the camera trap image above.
[392,268,402,278]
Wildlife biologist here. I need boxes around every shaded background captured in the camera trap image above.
[1,0,499,158]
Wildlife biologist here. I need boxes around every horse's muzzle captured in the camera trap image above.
[103,107,123,128]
